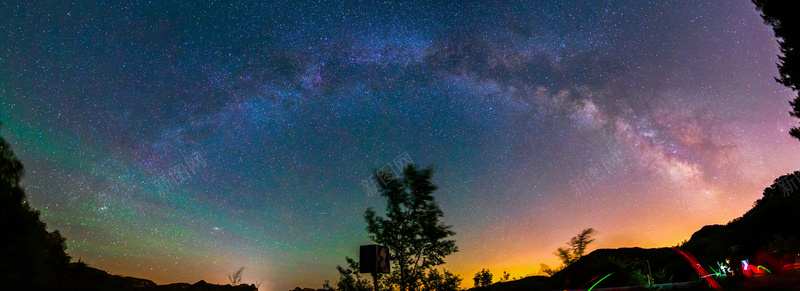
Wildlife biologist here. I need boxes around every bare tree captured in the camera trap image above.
[228,267,244,285]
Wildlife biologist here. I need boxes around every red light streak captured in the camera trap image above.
[672,247,722,290]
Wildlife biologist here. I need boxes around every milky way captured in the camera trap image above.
[1,1,798,290]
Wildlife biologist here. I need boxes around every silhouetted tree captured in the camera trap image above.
[472,268,492,288]
[44,229,70,270]
[364,165,458,291]
[498,271,510,283]
[542,265,558,276]
[756,171,800,207]
[420,268,461,291]
[555,228,595,267]
[326,257,373,291]
[228,267,244,285]
[544,228,596,275]
[753,0,800,140]
[0,122,71,288]
[538,263,553,276]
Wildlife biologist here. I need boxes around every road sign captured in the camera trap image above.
[360,245,390,274]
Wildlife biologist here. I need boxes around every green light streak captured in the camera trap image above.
[708,266,721,276]
[588,272,614,291]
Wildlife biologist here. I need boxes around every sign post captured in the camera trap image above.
[360,245,390,291]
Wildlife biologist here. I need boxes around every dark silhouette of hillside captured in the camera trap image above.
[469,248,697,291]
[468,172,800,291]
[50,260,259,291]
[57,261,156,290]
[681,172,800,276]
[49,260,256,291]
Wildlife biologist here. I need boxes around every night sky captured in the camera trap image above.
[1,1,798,290]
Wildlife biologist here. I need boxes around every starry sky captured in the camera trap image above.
[1,1,799,290]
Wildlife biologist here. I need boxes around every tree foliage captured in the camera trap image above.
[498,271,509,283]
[768,235,800,256]
[326,257,373,291]
[538,263,555,276]
[756,171,800,208]
[544,228,596,276]
[364,165,458,291]
[608,257,673,286]
[420,268,461,291]
[753,0,800,139]
[0,122,71,288]
[472,268,492,288]
[555,228,595,267]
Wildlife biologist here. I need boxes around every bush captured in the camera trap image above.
[473,268,492,288]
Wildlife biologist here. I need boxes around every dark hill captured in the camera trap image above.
[549,247,695,289]
[681,173,800,273]
[53,262,258,291]
[468,172,800,291]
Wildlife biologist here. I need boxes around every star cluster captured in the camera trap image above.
[1,1,798,290]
